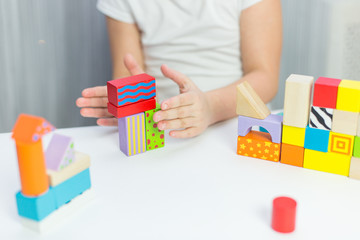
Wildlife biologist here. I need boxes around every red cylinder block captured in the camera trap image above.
[271,196,297,233]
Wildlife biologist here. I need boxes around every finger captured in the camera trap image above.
[169,127,201,138]
[160,64,193,93]
[154,105,194,122]
[82,86,107,98]
[157,117,197,131]
[161,92,196,110]
[76,97,108,108]
[97,118,118,126]
[124,53,144,75]
[80,108,112,118]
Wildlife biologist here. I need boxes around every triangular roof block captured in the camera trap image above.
[45,134,75,171]
[12,114,55,143]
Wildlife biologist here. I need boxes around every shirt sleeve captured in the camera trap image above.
[97,0,135,23]
[240,0,262,11]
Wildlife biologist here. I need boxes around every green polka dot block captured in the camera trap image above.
[145,104,165,151]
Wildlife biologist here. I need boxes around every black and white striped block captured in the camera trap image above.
[309,106,333,130]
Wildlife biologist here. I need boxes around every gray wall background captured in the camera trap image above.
[1,0,359,132]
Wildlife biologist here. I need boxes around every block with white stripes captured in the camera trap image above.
[309,106,333,130]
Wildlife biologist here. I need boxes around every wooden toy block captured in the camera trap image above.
[282,125,306,147]
[357,116,360,136]
[145,104,165,151]
[304,126,330,152]
[331,109,358,136]
[280,143,304,167]
[236,81,270,119]
[238,114,283,143]
[283,74,314,128]
[349,157,360,180]
[312,77,341,108]
[45,134,75,171]
[328,131,354,156]
[47,151,91,187]
[304,149,351,176]
[107,73,156,107]
[336,79,360,112]
[16,189,57,221]
[353,136,360,158]
[52,168,91,208]
[107,98,156,118]
[271,197,297,233]
[118,113,147,156]
[309,106,333,131]
[237,130,280,162]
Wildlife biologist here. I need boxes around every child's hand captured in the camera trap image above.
[76,54,144,126]
[154,65,214,138]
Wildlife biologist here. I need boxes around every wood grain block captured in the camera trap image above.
[312,77,341,108]
[283,74,314,128]
[349,157,360,180]
[332,109,358,136]
[336,79,360,112]
[328,131,354,156]
[280,143,304,167]
[282,125,306,147]
[236,81,270,119]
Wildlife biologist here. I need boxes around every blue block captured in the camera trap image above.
[52,168,91,208]
[259,127,269,133]
[16,190,57,221]
[304,126,330,152]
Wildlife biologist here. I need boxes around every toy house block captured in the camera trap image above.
[145,104,165,151]
[349,157,360,180]
[328,131,354,156]
[118,112,147,156]
[331,109,359,136]
[282,125,306,147]
[309,106,333,131]
[107,73,156,107]
[52,168,91,208]
[353,136,360,158]
[238,114,283,143]
[236,81,270,119]
[107,98,156,118]
[336,79,360,112]
[47,152,91,187]
[16,189,57,221]
[304,126,330,152]
[303,149,351,176]
[237,131,280,162]
[280,143,304,167]
[283,74,314,128]
[45,134,75,171]
[312,77,341,108]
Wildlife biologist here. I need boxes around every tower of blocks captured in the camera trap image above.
[236,74,360,180]
[12,114,92,232]
[107,73,165,156]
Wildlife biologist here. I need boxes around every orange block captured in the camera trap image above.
[280,143,304,167]
[237,130,280,162]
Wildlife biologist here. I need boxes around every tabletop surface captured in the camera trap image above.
[1,118,360,240]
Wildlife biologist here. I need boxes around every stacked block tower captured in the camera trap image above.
[107,73,165,156]
[12,114,92,232]
[236,74,360,180]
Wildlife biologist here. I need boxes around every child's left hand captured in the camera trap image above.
[154,65,215,138]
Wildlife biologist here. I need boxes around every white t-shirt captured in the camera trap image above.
[97,0,262,101]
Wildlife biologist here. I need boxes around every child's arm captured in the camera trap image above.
[153,0,282,138]
[76,17,144,126]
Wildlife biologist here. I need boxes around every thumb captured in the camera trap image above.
[124,53,144,75]
[161,64,194,93]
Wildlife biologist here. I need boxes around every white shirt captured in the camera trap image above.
[97,0,262,101]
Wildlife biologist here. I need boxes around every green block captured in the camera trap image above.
[145,104,165,151]
[353,136,360,157]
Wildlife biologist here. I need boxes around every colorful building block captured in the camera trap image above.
[45,134,75,171]
[283,74,314,128]
[304,126,330,152]
[107,73,156,107]
[336,80,360,112]
[107,98,156,118]
[331,109,358,136]
[47,152,91,187]
[118,113,147,156]
[236,81,270,119]
[282,125,306,147]
[328,132,354,156]
[237,131,280,162]
[303,149,351,176]
[280,143,304,167]
[353,136,360,158]
[271,196,297,233]
[309,106,333,131]
[349,157,360,180]
[312,77,341,108]
[357,116,360,136]
[238,114,283,143]
[145,104,165,151]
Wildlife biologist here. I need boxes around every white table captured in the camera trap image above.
[1,118,360,239]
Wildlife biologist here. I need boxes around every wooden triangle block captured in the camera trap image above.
[236,81,271,119]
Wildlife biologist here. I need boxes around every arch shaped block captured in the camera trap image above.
[238,114,283,143]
